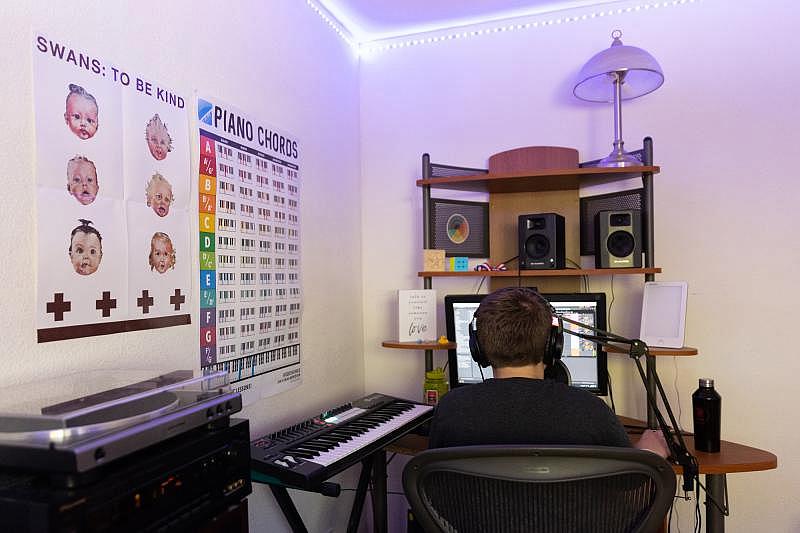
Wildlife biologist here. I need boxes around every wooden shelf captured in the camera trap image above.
[418,268,661,278]
[382,340,456,350]
[604,344,698,357]
[416,165,660,193]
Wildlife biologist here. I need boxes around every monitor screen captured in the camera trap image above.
[444,292,608,395]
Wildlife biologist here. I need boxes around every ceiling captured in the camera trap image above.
[317,0,621,42]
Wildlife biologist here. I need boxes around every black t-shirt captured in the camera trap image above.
[428,377,631,449]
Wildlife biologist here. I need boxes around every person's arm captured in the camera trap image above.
[634,429,670,458]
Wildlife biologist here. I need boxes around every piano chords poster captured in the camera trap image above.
[33,33,192,343]
[197,96,302,404]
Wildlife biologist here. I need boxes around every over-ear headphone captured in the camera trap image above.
[468,289,564,372]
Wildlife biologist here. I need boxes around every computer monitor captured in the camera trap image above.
[444,292,608,395]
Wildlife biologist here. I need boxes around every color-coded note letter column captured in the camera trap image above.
[199,134,217,365]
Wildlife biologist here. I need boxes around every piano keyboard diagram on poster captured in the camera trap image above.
[197,96,302,403]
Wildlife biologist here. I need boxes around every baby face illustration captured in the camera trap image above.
[69,230,103,275]
[64,91,99,140]
[67,157,98,205]
[146,174,173,217]
[146,119,172,160]
[149,233,175,274]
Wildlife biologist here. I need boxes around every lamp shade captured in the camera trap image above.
[573,31,664,103]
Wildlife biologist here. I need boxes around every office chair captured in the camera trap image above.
[403,445,676,533]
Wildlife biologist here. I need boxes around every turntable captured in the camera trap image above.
[0,369,242,473]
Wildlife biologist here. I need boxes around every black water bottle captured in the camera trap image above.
[692,378,721,452]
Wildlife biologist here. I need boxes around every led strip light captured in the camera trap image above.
[306,0,356,49]
[307,0,701,55]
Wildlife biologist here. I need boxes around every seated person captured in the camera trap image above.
[428,286,668,457]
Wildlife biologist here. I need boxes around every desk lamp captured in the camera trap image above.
[573,30,664,167]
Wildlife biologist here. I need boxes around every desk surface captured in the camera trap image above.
[387,417,777,476]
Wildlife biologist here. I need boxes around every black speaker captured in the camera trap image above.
[518,213,565,270]
[595,210,643,268]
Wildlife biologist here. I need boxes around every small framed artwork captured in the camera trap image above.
[429,198,489,257]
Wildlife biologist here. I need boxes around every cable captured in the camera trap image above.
[671,486,681,533]
[475,276,486,294]
[695,477,730,516]
[608,275,616,330]
[565,259,590,293]
[694,482,702,533]
[607,370,616,413]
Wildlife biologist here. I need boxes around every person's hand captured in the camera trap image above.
[634,429,670,458]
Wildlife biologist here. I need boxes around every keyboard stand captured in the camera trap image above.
[268,484,307,533]
[254,448,389,533]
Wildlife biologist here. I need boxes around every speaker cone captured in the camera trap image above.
[607,231,635,257]
[525,234,550,259]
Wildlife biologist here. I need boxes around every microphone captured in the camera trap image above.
[555,311,699,493]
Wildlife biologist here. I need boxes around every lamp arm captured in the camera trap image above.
[558,316,699,491]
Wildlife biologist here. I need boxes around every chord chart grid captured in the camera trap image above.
[197,102,301,400]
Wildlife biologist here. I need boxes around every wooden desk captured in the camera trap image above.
[617,416,777,474]
[388,421,777,533]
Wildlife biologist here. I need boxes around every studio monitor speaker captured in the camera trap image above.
[595,210,642,268]
[518,213,566,270]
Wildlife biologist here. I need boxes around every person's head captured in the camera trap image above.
[149,232,175,273]
[66,155,98,205]
[68,219,103,275]
[473,287,554,369]
[145,114,173,160]
[64,84,99,140]
[145,173,174,217]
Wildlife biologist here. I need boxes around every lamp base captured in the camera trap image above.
[597,150,642,168]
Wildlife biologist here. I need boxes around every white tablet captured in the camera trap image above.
[639,281,688,348]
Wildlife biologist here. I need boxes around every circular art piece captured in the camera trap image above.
[446,213,470,245]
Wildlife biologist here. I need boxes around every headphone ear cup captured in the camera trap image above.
[469,317,490,368]
[550,321,564,362]
[542,317,563,368]
[544,360,571,384]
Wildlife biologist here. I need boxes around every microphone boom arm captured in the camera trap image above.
[557,314,699,491]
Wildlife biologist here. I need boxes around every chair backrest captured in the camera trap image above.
[403,445,676,533]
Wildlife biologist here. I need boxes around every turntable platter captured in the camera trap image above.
[0,391,179,443]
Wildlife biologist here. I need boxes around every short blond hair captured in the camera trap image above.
[145,172,174,203]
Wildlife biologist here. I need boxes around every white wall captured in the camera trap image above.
[361,1,800,531]
[1,1,363,531]
[3,1,799,531]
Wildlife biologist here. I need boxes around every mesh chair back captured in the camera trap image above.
[403,445,676,533]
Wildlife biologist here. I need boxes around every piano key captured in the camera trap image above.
[310,404,432,467]
[250,394,433,488]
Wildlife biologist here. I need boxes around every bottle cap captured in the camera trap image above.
[699,378,714,388]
